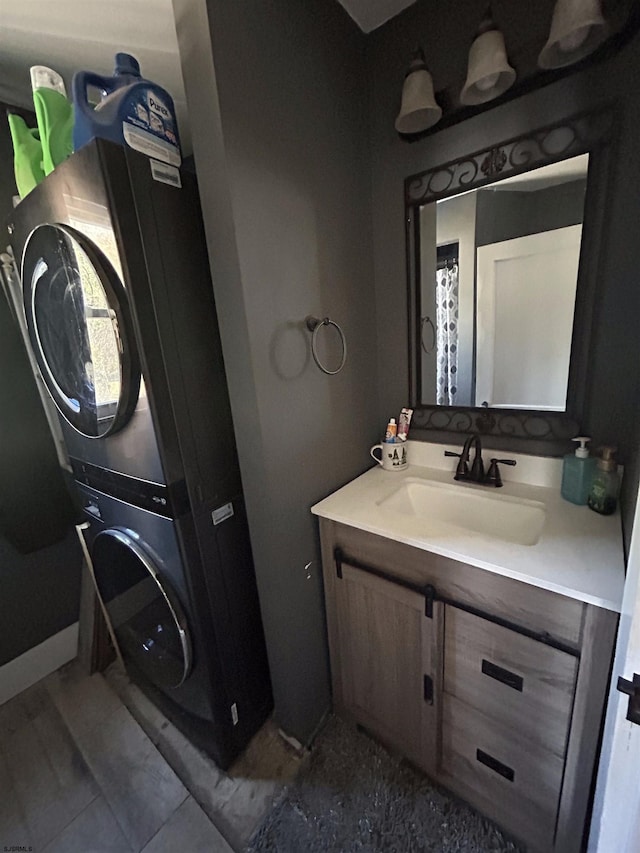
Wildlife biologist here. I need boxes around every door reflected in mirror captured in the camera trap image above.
[418,153,588,411]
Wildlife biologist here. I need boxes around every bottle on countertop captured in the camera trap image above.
[385,418,397,441]
[588,447,619,516]
[561,436,596,505]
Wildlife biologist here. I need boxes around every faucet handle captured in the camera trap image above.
[485,457,516,488]
[444,450,468,480]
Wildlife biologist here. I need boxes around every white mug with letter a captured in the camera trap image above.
[370,441,407,471]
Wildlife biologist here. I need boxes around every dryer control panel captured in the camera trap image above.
[71,457,188,518]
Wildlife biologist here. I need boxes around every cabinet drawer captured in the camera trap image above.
[441,694,563,851]
[444,607,578,758]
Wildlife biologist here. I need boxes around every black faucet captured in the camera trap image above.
[445,433,484,482]
[444,433,516,487]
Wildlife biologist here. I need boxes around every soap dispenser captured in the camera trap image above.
[561,436,596,505]
[588,447,619,516]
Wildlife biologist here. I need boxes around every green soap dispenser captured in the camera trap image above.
[561,436,596,505]
[588,447,619,516]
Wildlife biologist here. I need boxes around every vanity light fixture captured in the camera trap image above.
[539,0,608,69]
[460,9,516,106]
[395,48,442,135]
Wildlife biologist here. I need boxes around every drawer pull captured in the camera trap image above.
[423,674,433,705]
[476,748,515,782]
[481,659,523,692]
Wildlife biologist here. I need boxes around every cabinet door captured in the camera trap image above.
[334,562,440,772]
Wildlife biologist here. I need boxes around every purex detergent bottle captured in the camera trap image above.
[72,53,181,166]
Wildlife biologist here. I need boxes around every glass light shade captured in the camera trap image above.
[539,0,607,69]
[460,29,516,106]
[395,56,442,134]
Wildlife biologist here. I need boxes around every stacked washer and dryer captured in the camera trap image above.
[8,140,273,768]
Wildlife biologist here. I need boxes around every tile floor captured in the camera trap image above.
[0,662,302,853]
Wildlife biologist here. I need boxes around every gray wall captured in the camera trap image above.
[418,203,438,403]
[367,4,640,552]
[475,180,587,247]
[0,103,83,667]
[173,0,377,743]
[0,531,81,666]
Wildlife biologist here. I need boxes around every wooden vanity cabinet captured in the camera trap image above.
[319,519,618,853]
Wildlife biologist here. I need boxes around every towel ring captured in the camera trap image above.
[305,316,347,375]
[421,315,436,355]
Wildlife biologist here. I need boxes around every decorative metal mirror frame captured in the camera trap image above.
[405,107,616,454]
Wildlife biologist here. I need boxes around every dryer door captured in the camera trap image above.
[22,224,140,438]
[91,528,192,689]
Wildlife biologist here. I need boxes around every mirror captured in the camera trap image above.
[418,154,588,411]
[405,110,613,447]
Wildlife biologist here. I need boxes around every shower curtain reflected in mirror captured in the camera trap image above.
[436,263,459,406]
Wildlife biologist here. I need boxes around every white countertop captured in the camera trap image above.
[311,442,626,613]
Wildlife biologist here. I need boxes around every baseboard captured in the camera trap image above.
[277,727,305,754]
[0,622,79,706]
[277,704,330,754]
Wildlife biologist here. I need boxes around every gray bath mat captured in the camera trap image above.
[247,716,523,853]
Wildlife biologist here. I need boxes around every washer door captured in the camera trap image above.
[22,223,140,438]
[92,529,192,689]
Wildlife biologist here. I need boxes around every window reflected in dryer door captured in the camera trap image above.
[21,223,140,438]
[91,529,191,690]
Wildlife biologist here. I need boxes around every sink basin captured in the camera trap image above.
[378,478,546,546]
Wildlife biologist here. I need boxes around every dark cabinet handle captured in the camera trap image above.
[482,659,523,692]
[423,674,433,704]
[476,749,515,782]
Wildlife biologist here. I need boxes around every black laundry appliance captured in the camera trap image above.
[8,140,272,767]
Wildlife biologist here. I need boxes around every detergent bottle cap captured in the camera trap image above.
[30,66,66,96]
[114,53,141,77]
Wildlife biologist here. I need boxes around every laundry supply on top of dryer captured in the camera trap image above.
[30,66,74,175]
[8,65,73,200]
[72,53,181,166]
[7,112,45,199]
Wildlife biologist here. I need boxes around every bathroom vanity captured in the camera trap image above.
[312,442,624,853]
